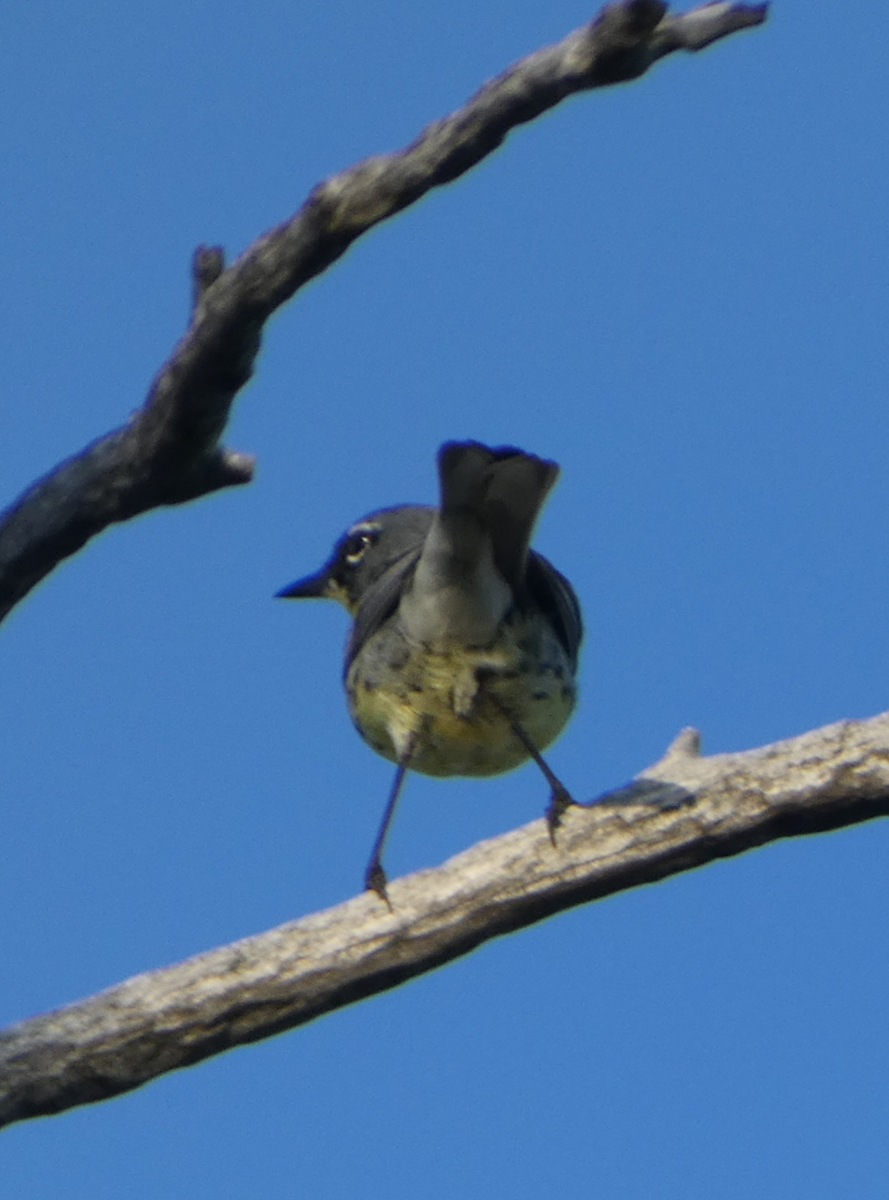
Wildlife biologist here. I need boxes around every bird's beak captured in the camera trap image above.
[275,569,333,599]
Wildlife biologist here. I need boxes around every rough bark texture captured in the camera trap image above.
[0,1,765,623]
[2,712,887,1129]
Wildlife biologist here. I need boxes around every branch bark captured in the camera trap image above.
[2,711,888,1129]
[0,0,765,624]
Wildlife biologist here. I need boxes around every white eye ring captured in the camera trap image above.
[343,523,381,565]
[344,536,371,565]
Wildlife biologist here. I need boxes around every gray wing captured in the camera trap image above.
[525,551,583,671]
[344,547,423,671]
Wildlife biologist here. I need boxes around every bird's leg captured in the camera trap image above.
[489,696,575,843]
[364,731,417,904]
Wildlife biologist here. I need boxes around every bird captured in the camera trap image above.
[277,440,583,898]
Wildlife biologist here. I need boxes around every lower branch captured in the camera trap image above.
[2,707,886,1129]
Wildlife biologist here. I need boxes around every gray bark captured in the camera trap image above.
[3,711,887,1128]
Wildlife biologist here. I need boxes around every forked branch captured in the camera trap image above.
[0,1,765,623]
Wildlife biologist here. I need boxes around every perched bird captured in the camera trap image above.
[277,440,583,897]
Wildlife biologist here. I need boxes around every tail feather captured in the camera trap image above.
[437,441,558,589]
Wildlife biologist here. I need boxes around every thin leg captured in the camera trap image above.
[490,697,576,843]
[365,733,416,902]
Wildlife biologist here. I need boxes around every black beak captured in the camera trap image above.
[275,569,331,599]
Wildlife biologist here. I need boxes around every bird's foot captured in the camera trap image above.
[365,861,393,909]
[546,784,576,845]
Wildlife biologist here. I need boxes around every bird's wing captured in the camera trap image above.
[344,547,423,670]
[525,551,584,670]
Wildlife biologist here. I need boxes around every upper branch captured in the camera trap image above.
[0,0,766,624]
[0,707,885,1128]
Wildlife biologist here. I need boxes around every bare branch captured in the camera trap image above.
[2,706,886,1129]
[0,0,766,624]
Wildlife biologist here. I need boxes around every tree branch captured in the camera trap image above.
[0,0,766,624]
[2,709,888,1129]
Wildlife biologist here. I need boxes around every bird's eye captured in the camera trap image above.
[343,526,380,565]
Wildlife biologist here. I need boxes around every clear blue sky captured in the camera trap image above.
[3,2,889,1196]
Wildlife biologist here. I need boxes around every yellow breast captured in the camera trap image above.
[346,614,576,778]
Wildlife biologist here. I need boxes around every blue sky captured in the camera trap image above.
[3,1,889,1196]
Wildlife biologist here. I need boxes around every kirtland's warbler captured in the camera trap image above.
[278,440,582,898]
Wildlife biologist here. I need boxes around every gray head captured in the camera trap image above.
[276,505,434,614]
